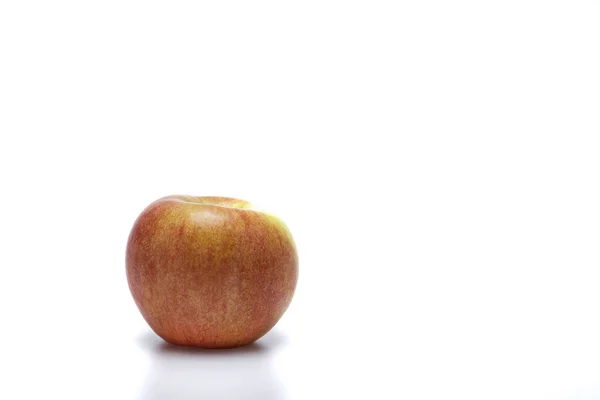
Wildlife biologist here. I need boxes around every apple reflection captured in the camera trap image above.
[136,330,287,400]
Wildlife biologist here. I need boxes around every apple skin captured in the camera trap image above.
[126,195,298,348]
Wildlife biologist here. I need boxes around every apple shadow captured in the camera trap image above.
[136,330,288,400]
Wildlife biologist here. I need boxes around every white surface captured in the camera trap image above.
[1,1,600,399]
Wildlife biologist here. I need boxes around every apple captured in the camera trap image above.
[126,195,298,348]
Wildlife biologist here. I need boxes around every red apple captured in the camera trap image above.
[126,195,298,348]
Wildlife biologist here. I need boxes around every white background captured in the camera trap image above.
[1,1,600,399]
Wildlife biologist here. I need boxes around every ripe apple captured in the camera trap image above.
[126,195,298,348]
